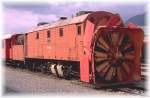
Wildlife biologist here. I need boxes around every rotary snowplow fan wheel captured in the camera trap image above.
[94,31,135,83]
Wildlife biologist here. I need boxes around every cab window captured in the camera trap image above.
[77,25,81,35]
[59,28,63,37]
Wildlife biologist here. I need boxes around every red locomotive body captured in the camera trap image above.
[25,13,90,61]
[25,11,120,74]
[4,11,144,87]
[24,11,144,85]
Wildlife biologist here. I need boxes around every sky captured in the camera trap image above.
[2,2,146,35]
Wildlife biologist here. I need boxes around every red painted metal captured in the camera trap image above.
[80,20,95,82]
[80,55,90,82]
[11,34,24,61]
[92,27,144,84]
[12,45,24,61]
[26,23,85,60]
[26,11,127,83]
[6,11,144,86]
[26,11,116,61]
[106,14,124,27]
[3,38,11,60]
[128,22,138,28]
[126,28,144,81]
[79,12,124,83]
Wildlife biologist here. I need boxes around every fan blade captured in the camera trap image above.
[101,63,111,76]
[122,62,130,74]
[120,67,127,80]
[117,67,123,81]
[95,57,108,62]
[119,34,129,49]
[125,53,135,60]
[97,42,109,51]
[111,33,119,46]
[105,67,114,80]
[96,62,109,72]
[95,51,107,58]
[118,34,124,46]
[98,37,109,49]
[112,67,116,76]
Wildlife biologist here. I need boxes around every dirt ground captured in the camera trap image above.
[3,67,144,96]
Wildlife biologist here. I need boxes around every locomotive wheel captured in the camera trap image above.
[41,65,47,74]
[56,64,64,78]
[51,64,71,79]
[94,32,135,82]
[47,63,52,74]
[13,62,17,68]
[32,63,36,72]
[28,63,32,71]
[17,63,20,68]
[50,64,57,76]
[19,62,22,68]
[63,65,72,79]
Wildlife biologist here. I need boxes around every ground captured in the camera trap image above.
[3,67,145,96]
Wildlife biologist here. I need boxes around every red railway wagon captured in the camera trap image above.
[10,34,25,68]
[24,11,144,86]
[2,38,12,65]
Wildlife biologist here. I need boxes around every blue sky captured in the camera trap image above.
[3,2,146,34]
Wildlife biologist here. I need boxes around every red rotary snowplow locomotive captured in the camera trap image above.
[4,11,144,87]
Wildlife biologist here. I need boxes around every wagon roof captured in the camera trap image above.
[2,34,12,39]
[29,13,90,32]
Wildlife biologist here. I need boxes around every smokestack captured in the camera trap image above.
[60,17,67,20]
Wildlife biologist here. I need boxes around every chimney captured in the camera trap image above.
[37,22,49,26]
[60,17,67,20]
